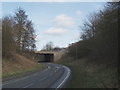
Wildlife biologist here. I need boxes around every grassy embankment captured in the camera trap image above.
[2,54,46,79]
[56,3,118,88]
[57,56,118,88]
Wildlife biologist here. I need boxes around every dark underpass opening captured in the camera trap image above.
[36,53,54,62]
[44,54,54,62]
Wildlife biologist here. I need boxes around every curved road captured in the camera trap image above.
[2,63,71,88]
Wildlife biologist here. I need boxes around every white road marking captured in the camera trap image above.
[56,66,71,88]
[3,76,30,86]
[39,77,48,81]
[39,69,54,81]
[3,68,49,86]
[54,66,60,72]
[23,83,33,88]
[3,64,71,89]
[48,66,50,69]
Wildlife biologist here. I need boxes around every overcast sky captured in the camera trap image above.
[2,2,106,50]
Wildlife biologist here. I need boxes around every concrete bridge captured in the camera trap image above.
[35,51,64,62]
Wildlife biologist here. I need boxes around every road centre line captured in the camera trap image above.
[3,76,31,86]
[3,67,50,86]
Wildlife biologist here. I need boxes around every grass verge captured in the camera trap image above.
[57,57,118,88]
[2,54,46,79]
[3,64,46,79]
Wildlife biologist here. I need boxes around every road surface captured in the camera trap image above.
[2,63,71,89]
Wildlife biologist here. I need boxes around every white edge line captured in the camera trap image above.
[56,66,71,88]
[23,83,33,88]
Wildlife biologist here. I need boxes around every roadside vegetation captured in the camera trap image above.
[58,56,118,88]
[2,8,44,79]
[2,54,45,79]
[57,2,118,88]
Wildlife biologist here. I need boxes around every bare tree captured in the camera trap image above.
[2,16,16,57]
[43,42,54,51]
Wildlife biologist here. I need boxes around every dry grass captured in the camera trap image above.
[2,54,44,78]
[54,52,64,61]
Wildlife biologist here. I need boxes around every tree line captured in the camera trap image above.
[41,41,64,51]
[2,8,36,58]
[68,2,118,65]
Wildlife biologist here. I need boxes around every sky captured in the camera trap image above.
[1,0,112,2]
[2,2,106,51]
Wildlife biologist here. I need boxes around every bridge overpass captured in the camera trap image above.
[35,51,64,62]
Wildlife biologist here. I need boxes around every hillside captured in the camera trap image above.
[57,56,118,88]
[56,2,118,88]
[2,8,45,79]
[2,53,44,79]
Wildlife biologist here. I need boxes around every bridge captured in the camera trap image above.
[35,51,64,62]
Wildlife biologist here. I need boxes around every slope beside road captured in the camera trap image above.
[2,63,71,89]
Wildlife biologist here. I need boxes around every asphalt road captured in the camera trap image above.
[2,63,71,89]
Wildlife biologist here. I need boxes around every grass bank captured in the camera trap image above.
[57,57,118,88]
[2,54,46,79]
